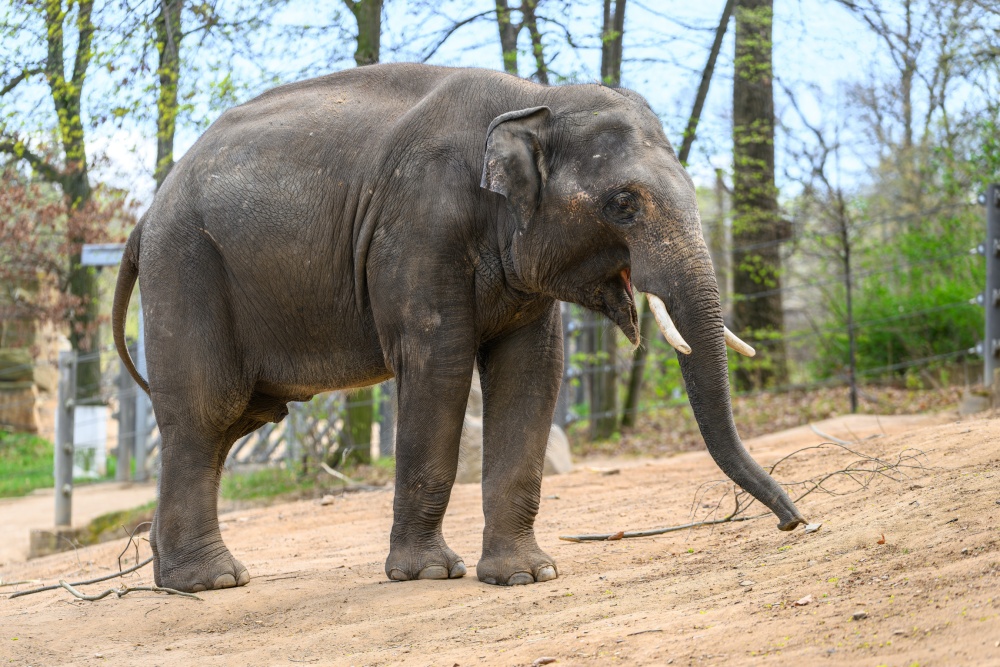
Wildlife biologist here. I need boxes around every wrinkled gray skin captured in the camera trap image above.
[113,63,804,593]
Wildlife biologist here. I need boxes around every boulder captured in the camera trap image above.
[456,370,572,483]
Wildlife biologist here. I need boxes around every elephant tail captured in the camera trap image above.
[113,221,150,395]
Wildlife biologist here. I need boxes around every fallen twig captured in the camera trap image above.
[8,556,153,599]
[58,580,201,601]
[809,423,854,446]
[627,628,663,637]
[319,462,382,491]
[559,513,770,542]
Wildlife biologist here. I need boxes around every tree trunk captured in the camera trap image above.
[522,0,547,84]
[712,168,728,309]
[154,0,183,189]
[495,0,520,75]
[45,0,101,401]
[600,0,626,86]
[590,0,626,436]
[342,0,383,462]
[346,0,381,66]
[731,0,786,390]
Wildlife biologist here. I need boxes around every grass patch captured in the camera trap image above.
[220,466,317,502]
[0,431,54,498]
[220,457,396,504]
[84,500,157,544]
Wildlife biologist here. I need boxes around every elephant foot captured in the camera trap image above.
[151,532,250,592]
[476,541,558,586]
[384,538,466,581]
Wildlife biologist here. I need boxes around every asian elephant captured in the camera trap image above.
[113,63,805,593]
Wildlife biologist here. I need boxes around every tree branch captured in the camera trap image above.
[0,137,64,185]
[677,0,734,165]
[420,10,494,63]
[0,67,45,97]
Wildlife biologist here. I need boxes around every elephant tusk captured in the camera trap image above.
[645,294,691,355]
[724,326,756,357]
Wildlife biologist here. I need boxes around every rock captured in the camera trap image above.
[455,412,484,484]
[318,495,336,506]
[852,610,868,621]
[740,580,755,587]
[793,594,813,606]
[543,424,572,475]
[0,383,39,433]
[804,523,822,534]
[532,658,557,666]
[0,348,34,383]
[456,370,572,483]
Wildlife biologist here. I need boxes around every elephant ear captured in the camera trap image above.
[480,106,551,226]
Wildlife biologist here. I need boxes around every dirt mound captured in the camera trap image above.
[3,414,999,666]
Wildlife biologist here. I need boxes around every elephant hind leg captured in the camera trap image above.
[148,380,265,592]
[150,413,253,592]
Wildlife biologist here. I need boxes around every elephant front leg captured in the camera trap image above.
[477,304,563,586]
[385,358,473,581]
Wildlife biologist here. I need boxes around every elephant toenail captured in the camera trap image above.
[191,583,207,592]
[417,565,449,580]
[237,569,251,586]
[214,573,237,589]
[536,566,557,582]
[388,568,410,581]
[449,561,467,578]
[483,576,498,585]
[507,572,534,586]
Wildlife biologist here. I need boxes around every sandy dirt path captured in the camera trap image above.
[2,413,998,666]
[0,482,158,566]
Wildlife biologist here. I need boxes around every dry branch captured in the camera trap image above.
[7,557,154,599]
[8,522,156,600]
[559,439,929,542]
[58,580,201,602]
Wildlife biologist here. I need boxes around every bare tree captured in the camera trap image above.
[622,0,733,428]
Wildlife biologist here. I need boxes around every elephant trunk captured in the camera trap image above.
[639,236,805,531]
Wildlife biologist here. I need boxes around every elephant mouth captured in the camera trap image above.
[620,268,634,300]
[602,268,639,346]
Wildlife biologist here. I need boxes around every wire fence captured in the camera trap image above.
[0,194,993,522]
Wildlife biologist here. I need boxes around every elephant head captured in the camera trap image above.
[481,92,805,531]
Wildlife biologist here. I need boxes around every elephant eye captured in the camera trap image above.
[604,191,640,224]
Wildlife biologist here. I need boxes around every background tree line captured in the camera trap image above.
[1,0,998,446]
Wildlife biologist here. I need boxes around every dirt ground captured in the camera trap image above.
[2,411,999,666]
[0,482,158,565]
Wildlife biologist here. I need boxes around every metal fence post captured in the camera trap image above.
[54,351,76,527]
[286,403,298,465]
[133,300,150,481]
[553,302,571,428]
[985,184,1000,387]
[117,354,134,482]
[378,381,395,458]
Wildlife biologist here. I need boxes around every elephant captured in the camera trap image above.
[112,62,805,593]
